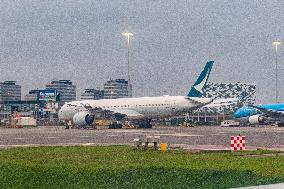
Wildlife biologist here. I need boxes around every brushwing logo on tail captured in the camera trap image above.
[187,61,214,97]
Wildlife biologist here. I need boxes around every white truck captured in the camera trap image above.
[16,117,37,127]
[221,120,240,127]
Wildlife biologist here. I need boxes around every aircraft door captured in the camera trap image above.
[164,100,174,114]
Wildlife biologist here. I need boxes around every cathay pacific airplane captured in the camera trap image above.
[234,103,284,127]
[59,61,236,128]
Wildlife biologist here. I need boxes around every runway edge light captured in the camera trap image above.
[160,143,168,152]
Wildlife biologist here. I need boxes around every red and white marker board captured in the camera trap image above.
[230,136,246,151]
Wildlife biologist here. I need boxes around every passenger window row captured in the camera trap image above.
[101,103,170,109]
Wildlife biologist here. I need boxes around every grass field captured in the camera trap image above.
[0,146,283,189]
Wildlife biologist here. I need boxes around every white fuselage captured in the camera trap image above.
[58,95,212,121]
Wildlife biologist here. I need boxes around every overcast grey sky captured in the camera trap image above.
[0,0,283,103]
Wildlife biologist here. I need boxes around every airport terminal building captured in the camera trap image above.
[103,79,129,99]
[81,89,104,100]
[46,80,76,106]
[187,82,257,124]
[0,81,21,102]
[0,88,59,119]
[203,82,256,106]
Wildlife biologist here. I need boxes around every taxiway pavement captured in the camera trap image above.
[0,126,283,151]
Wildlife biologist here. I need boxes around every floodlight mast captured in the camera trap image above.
[273,39,281,103]
[122,32,133,97]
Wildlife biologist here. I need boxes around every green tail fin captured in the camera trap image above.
[187,61,214,97]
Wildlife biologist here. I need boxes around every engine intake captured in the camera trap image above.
[73,111,94,127]
[248,115,265,125]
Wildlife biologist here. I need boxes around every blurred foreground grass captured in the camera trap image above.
[0,146,283,189]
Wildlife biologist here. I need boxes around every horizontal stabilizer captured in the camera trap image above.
[203,98,239,108]
[187,97,213,105]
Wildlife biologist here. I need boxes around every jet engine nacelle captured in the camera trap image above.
[248,115,265,125]
[73,111,94,127]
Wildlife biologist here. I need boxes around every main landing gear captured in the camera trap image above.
[137,119,152,129]
[108,113,125,129]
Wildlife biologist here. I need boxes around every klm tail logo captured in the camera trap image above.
[187,61,214,97]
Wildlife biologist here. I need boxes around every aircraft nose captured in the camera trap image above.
[234,110,242,118]
[58,108,64,120]
[234,107,254,118]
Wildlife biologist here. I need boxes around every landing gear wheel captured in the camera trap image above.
[108,122,123,129]
[138,119,152,129]
[108,113,126,129]
[277,122,284,127]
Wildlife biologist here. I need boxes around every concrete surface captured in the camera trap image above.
[0,126,283,151]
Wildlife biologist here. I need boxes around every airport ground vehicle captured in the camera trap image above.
[221,120,240,127]
[16,117,37,127]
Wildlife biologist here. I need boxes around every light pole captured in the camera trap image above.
[273,39,281,103]
[122,32,133,97]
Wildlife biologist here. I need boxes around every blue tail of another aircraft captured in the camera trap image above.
[187,61,214,97]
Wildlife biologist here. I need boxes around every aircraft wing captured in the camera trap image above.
[249,105,284,120]
[108,109,144,118]
[79,103,144,118]
[203,98,239,108]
